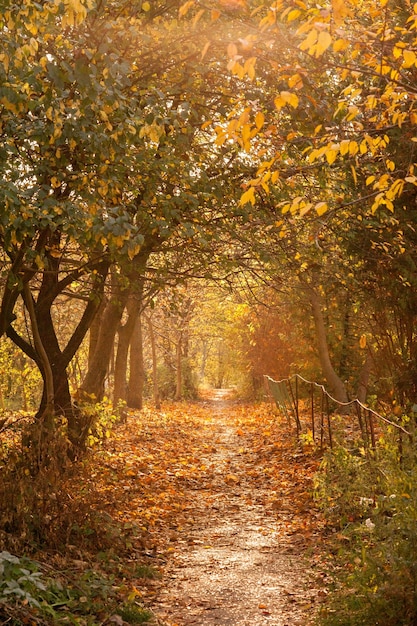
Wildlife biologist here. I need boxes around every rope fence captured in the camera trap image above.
[264,373,411,454]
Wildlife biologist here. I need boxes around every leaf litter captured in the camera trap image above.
[84,389,329,625]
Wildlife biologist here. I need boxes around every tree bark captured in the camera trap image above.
[174,333,182,400]
[6,269,108,447]
[80,249,151,403]
[79,284,129,402]
[127,314,145,409]
[23,282,54,418]
[113,293,143,408]
[88,297,107,371]
[307,285,349,404]
[145,314,161,409]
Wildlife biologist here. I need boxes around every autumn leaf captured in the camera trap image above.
[240,186,256,206]
[315,31,332,57]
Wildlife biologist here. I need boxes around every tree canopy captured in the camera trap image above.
[0,0,416,432]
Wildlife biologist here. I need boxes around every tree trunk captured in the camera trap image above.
[145,314,161,409]
[307,286,349,404]
[80,249,151,403]
[113,294,143,408]
[79,287,129,402]
[175,333,182,400]
[127,314,145,410]
[23,282,54,418]
[199,340,208,380]
[88,297,107,370]
[114,323,130,407]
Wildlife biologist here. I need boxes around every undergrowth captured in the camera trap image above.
[0,401,158,625]
[315,429,417,626]
[0,550,156,625]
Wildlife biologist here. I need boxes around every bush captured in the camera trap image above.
[0,401,121,550]
[0,551,46,608]
[316,439,417,626]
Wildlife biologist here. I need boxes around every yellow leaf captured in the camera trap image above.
[288,73,303,89]
[275,91,299,109]
[315,31,332,57]
[244,56,256,80]
[402,50,416,68]
[240,187,256,206]
[333,38,349,52]
[332,0,352,23]
[201,41,210,60]
[287,8,301,21]
[325,148,338,165]
[179,1,193,17]
[288,92,299,108]
[393,44,405,59]
[349,141,359,156]
[299,28,317,52]
[0,97,18,114]
[274,95,285,109]
[193,8,205,26]
[214,131,227,146]
[255,111,265,129]
[315,201,328,216]
[339,139,350,156]
[360,140,368,154]
[299,202,313,216]
[359,334,367,349]
[128,244,141,260]
[242,123,251,144]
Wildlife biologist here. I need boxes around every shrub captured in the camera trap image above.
[316,439,417,626]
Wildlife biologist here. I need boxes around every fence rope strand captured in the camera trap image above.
[264,373,411,439]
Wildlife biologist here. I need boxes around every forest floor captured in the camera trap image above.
[86,390,330,626]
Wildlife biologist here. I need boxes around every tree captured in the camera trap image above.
[193,0,417,405]
[0,0,146,444]
[0,0,257,439]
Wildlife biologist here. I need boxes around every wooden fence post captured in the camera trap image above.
[310,383,314,440]
[288,378,302,435]
[326,394,333,449]
[368,409,376,450]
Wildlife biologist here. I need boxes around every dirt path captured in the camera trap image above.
[152,391,323,625]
